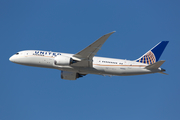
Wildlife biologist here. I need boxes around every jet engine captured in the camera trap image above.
[54,55,79,66]
[54,55,72,65]
[61,71,85,80]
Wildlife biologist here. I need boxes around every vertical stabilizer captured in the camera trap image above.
[136,41,169,64]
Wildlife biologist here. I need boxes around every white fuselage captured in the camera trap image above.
[9,50,161,76]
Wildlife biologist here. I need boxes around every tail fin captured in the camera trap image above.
[136,41,169,64]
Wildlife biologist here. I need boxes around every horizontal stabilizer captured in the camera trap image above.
[145,60,165,69]
[159,72,168,75]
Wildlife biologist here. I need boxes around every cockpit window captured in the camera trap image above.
[15,53,19,55]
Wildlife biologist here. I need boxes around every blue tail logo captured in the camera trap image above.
[136,41,169,64]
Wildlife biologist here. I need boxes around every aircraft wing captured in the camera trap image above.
[72,31,115,67]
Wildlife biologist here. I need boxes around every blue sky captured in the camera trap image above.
[1,0,180,120]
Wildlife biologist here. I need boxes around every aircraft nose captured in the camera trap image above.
[9,55,15,62]
[9,56,12,62]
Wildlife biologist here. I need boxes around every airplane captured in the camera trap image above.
[9,31,169,80]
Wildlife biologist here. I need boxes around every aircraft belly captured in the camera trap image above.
[93,65,152,76]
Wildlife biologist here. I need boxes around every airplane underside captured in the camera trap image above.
[55,65,159,77]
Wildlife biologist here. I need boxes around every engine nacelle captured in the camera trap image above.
[61,71,84,80]
[54,55,72,66]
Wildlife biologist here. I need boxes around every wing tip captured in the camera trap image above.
[106,31,116,35]
[111,31,116,34]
